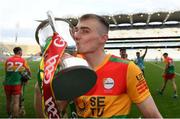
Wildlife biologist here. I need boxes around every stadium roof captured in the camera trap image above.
[37,10,180,49]
[63,10,180,49]
[66,10,180,29]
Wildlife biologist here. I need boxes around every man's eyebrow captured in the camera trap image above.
[75,26,90,30]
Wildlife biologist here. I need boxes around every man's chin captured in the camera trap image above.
[77,50,83,54]
[77,50,86,55]
[77,49,82,53]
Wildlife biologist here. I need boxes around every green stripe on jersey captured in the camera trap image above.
[4,71,22,85]
[109,56,129,64]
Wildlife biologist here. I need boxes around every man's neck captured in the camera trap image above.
[83,51,107,69]
[14,54,21,57]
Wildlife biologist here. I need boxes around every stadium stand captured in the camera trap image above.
[0,42,40,55]
[1,10,180,61]
[0,42,41,62]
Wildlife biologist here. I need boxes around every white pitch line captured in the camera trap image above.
[147,62,180,76]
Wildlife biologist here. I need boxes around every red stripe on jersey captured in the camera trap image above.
[138,86,148,94]
[136,80,146,87]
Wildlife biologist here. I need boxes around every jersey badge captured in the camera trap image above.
[103,78,114,89]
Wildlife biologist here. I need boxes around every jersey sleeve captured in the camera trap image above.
[126,61,150,104]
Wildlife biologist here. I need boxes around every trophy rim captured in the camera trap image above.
[35,18,74,45]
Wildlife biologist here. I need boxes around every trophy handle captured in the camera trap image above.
[47,11,57,33]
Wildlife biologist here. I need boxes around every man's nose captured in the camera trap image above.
[74,32,80,41]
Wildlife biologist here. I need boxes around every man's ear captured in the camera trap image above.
[101,34,108,43]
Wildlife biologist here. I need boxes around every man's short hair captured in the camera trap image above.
[120,48,126,52]
[136,52,140,54]
[163,53,168,56]
[13,47,22,54]
[79,14,109,33]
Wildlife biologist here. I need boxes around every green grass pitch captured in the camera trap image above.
[0,61,180,118]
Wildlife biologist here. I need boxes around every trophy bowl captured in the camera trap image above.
[52,57,97,100]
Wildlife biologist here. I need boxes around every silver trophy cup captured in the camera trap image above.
[35,11,97,100]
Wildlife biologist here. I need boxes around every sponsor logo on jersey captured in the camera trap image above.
[103,78,114,89]
[76,96,105,117]
[76,97,88,115]
[135,73,148,94]
[136,73,144,80]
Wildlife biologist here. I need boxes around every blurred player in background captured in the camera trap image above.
[120,48,128,60]
[3,47,31,117]
[135,47,148,76]
[158,53,178,98]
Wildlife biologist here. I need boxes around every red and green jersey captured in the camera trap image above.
[164,57,175,74]
[4,55,30,85]
[74,54,150,118]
